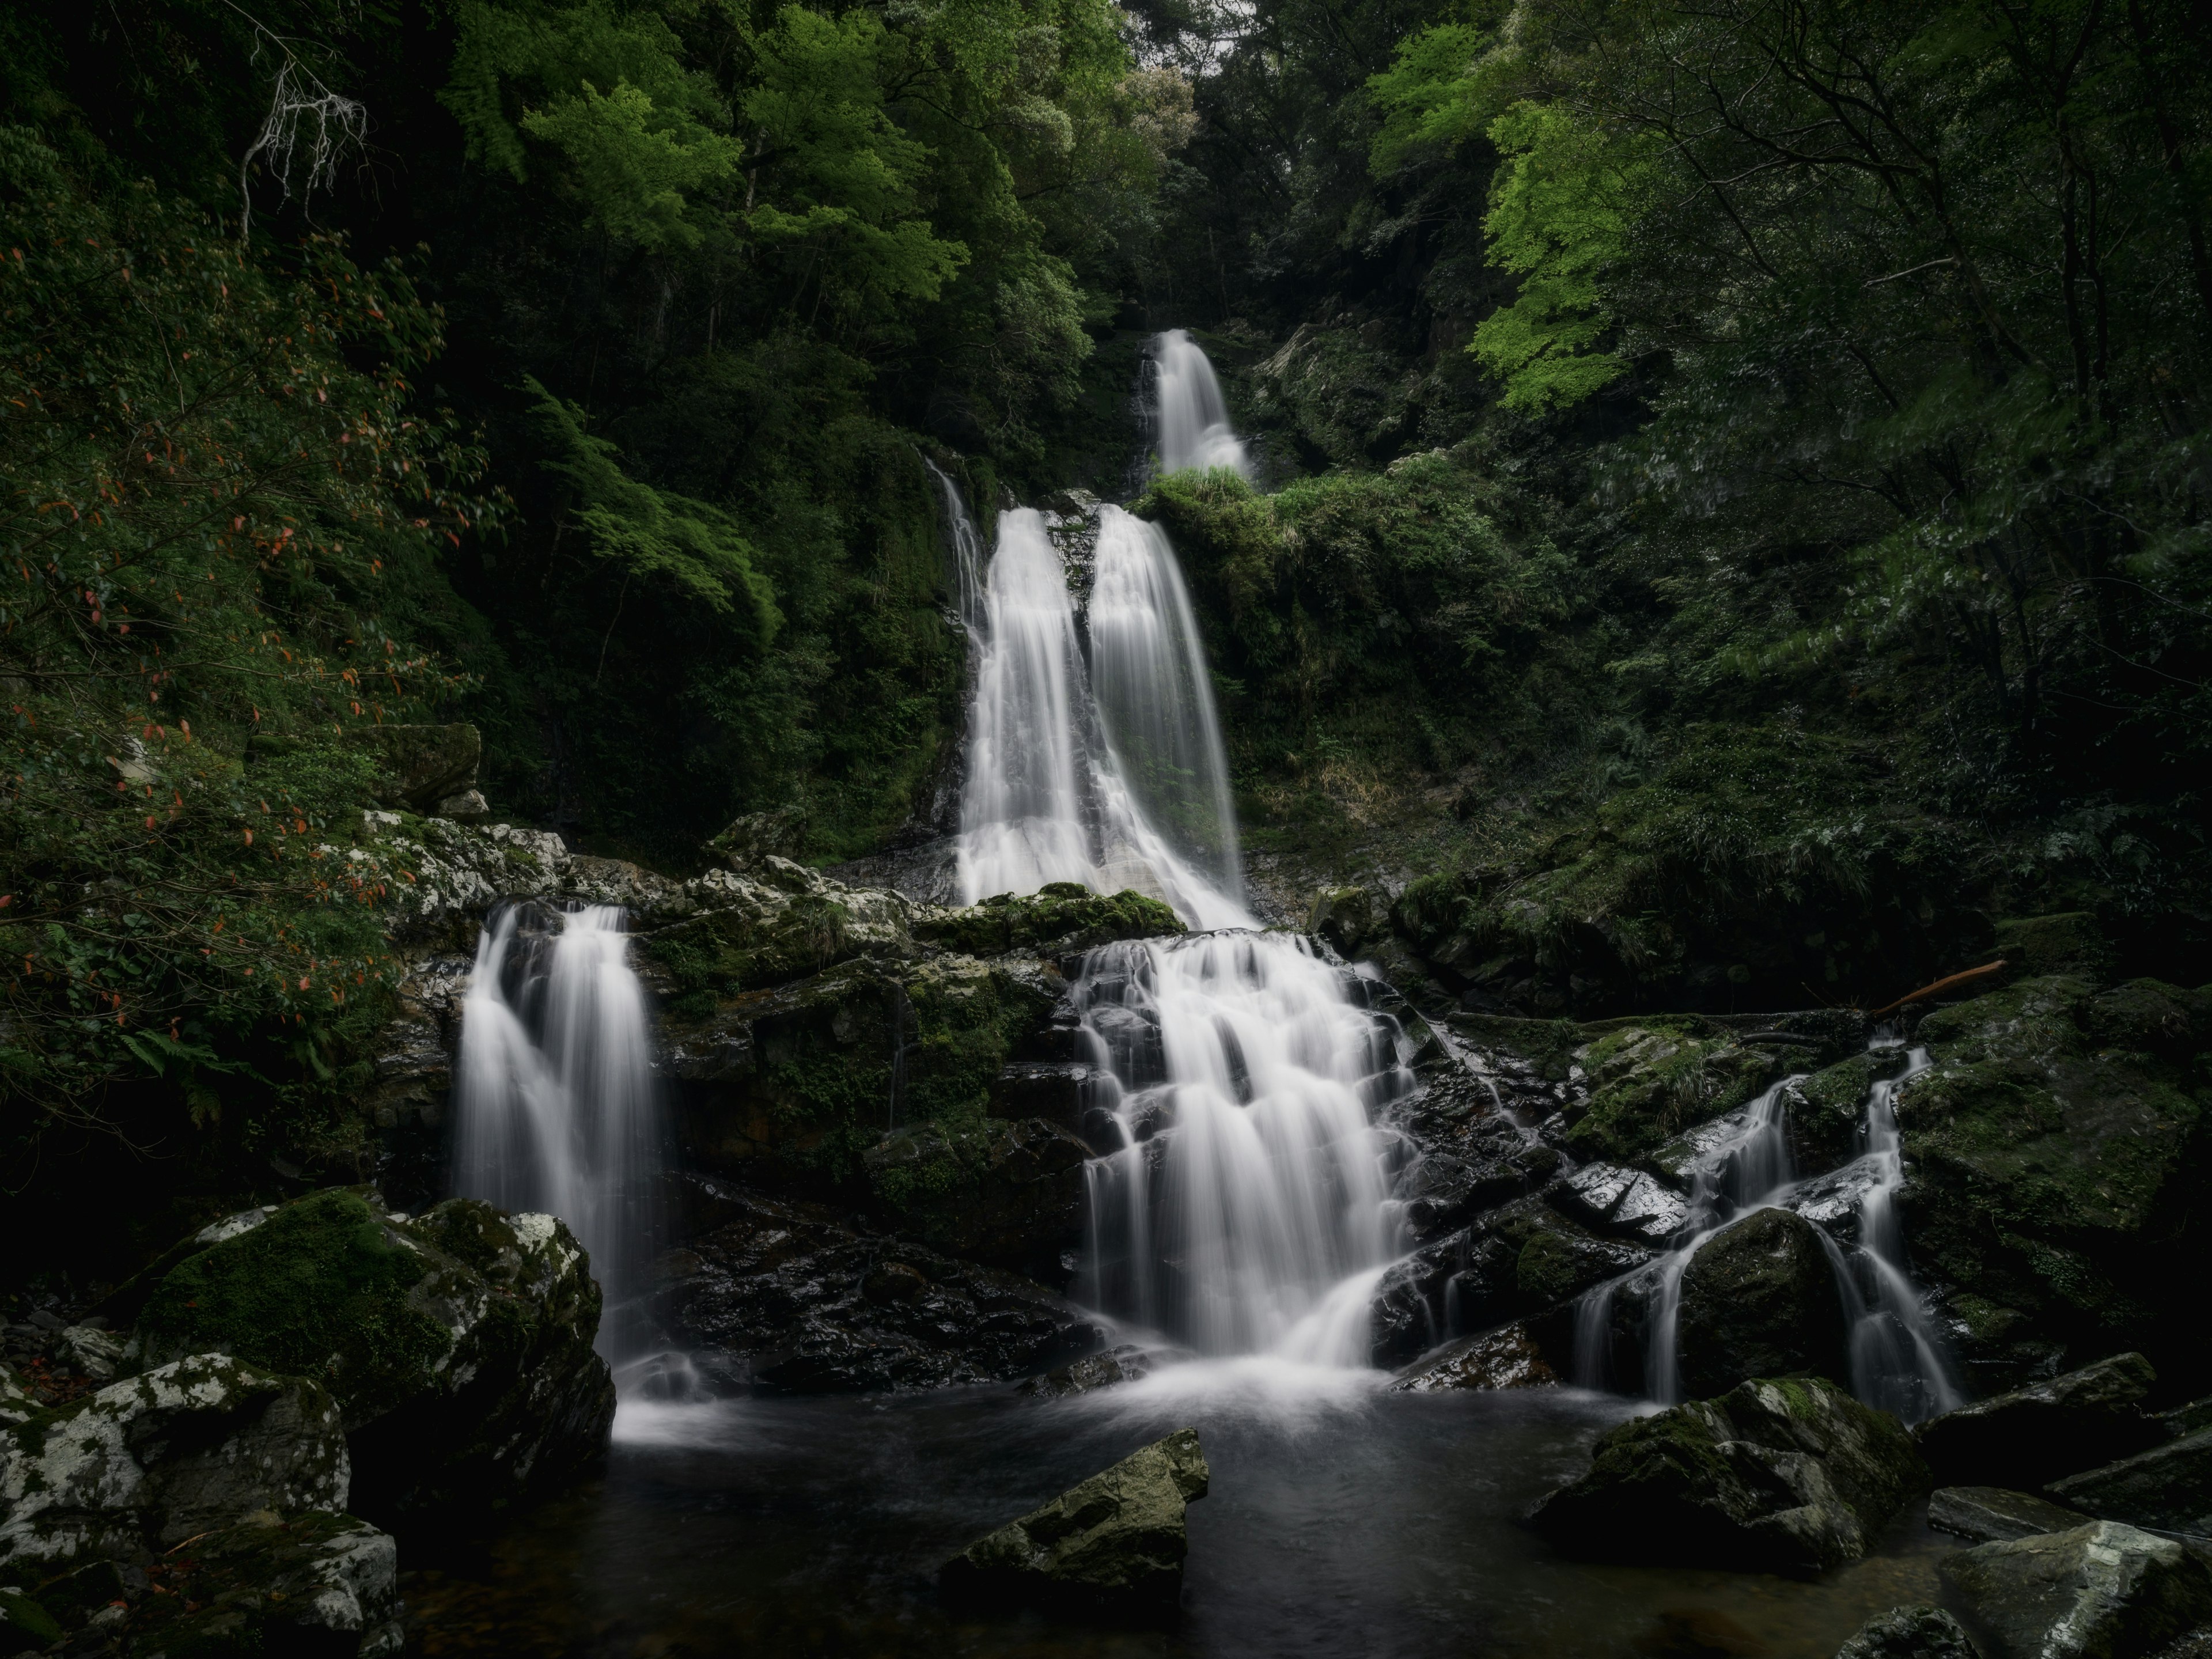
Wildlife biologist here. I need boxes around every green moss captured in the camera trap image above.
[135,1190,450,1419]
[640,892,859,999]
[1515,1231,1580,1305]
[1565,1028,1778,1166]
[911,885,1184,956]
[0,1587,61,1647]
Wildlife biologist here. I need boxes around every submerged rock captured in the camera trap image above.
[1529,1376,1929,1574]
[1833,1604,1982,1659]
[130,1188,615,1531]
[1914,1352,2162,1489]
[1927,1485,2090,1544]
[940,1428,1209,1615]
[1676,1207,1849,1399]
[2049,1427,2212,1537]
[1389,1323,1558,1392]
[1941,1520,2212,1659]
[652,1185,1103,1392]
[0,1355,349,1570]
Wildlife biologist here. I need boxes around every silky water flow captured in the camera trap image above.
[453,902,664,1361]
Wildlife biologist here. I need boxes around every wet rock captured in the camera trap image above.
[1900,976,2211,1384]
[130,1189,615,1532]
[940,1427,1209,1616]
[1395,1148,1531,1241]
[1914,1352,2162,1489]
[1389,1323,1558,1392]
[1529,1376,1930,1574]
[864,1116,1090,1281]
[1677,1207,1849,1399]
[990,1060,1099,1141]
[910,885,1184,956]
[1551,1163,1688,1244]
[1563,1024,1783,1168]
[1929,1486,2091,1543]
[1941,1521,2212,1659]
[0,1355,348,1570]
[1833,1604,1982,1659]
[1308,886,1378,957]
[2050,1428,2212,1537]
[1785,1051,1905,1170]
[112,1511,404,1658]
[1020,1346,1153,1400]
[652,1185,1103,1392]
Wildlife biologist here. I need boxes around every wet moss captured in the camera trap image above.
[134,1190,450,1420]
[1565,1028,1779,1166]
[642,891,861,1001]
[912,885,1184,956]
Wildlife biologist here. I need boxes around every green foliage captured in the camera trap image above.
[0,127,495,1158]
[135,1189,449,1417]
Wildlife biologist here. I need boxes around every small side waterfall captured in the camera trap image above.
[1149,329,1252,479]
[1077,932,1412,1363]
[925,457,988,638]
[453,903,663,1357]
[1571,1035,1962,1422]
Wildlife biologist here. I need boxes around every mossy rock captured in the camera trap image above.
[1676,1208,1849,1397]
[911,884,1184,957]
[1783,1050,1902,1167]
[1564,1024,1781,1166]
[862,1116,1090,1280]
[1901,975,2212,1384]
[132,1190,614,1531]
[1990,912,2114,981]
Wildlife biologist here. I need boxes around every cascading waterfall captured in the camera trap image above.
[1149,329,1252,479]
[925,457,988,639]
[1075,932,1412,1363]
[1570,1035,1962,1421]
[453,903,663,1357]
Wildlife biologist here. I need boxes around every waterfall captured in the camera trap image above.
[1149,329,1252,479]
[925,457,988,639]
[1570,1036,1961,1421]
[1075,932,1412,1362]
[952,500,1251,930]
[453,903,663,1357]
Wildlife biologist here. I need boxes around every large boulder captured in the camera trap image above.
[1560,1022,1782,1168]
[1676,1207,1849,1398]
[0,1356,348,1570]
[1914,1352,2163,1488]
[1928,1485,2090,1544]
[2050,1427,2212,1537]
[1833,1605,1982,1659]
[1899,976,2212,1384]
[940,1428,1209,1616]
[129,1189,615,1531]
[1529,1376,1929,1574]
[650,1183,1103,1392]
[1941,1521,2212,1659]
[101,1511,404,1658]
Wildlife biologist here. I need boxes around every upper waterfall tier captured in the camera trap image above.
[1150,329,1252,480]
[953,498,1250,930]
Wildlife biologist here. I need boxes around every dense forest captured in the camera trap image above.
[5,0,2210,1262]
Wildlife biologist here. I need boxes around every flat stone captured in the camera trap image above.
[1929,1485,2092,1543]
[1941,1521,2212,1659]
[2050,1428,2212,1538]
[1915,1353,2163,1489]
[1833,1604,1982,1659]
[1389,1323,1558,1392]
[940,1428,1209,1615]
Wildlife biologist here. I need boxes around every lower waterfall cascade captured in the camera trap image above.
[452,902,664,1357]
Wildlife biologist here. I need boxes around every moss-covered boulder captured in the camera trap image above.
[1529,1376,1929,1574]
[1676,1207,1849,1398]
[130,1190,614,1531]
[1781,1050,1902,1169]
[1897,976,2212,1384]
[1832,1605,1980,1659]
[910,883,1184,957]
[862,1116,1090,1281]
[1941,1520,2212,1659]
[1914,1351,2162,1489]
[940,1427,1210,1616]
[100,1510,404,1658]
[1562,1021,1783,1166]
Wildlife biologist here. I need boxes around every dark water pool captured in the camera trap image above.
[402,1362,1963,1658]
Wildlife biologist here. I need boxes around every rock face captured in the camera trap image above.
[862,1116,1090,1281]
[1389,1323,1558,1392]
[1899,976,2212,1385]
[130,1189,615,1530]
[1941,1521,2212,1659]
[0,1356,349,1570]
[2050,1428,2212,1537]
[652,1184,1103,1392]
[1914,1352,2162,1488]
[1529,1376,1929,1574]
[1833,1604,1982,1659]
[1676,1207,1849,1399]
[1928,1485,2091,1544]
[940,1428,1209,1615]
[1560,1022,1783,1167]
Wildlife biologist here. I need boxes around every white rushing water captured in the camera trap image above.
[1150,329,1252,479]
[1076,932,1412,1363]
[1570,1036,1961,1421]
[453,903,662,1355]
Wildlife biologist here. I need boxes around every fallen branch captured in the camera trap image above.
[1863,959,2008,1020]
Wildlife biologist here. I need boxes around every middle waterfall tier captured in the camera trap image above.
[955,499,1249,930]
